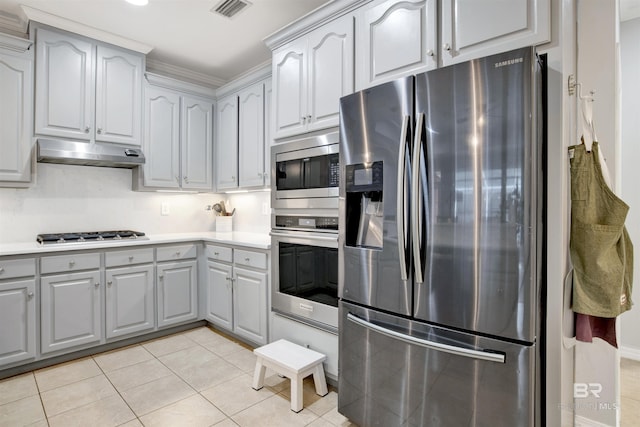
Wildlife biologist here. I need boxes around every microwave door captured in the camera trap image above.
[276,159,303,190]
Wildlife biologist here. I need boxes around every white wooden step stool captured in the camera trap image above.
[252,339,328,412]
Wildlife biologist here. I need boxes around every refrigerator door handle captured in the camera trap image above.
[396,115,410,282]
[347,312,506,364]
[411,112,425,284]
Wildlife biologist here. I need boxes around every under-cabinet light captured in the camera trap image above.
[125,0,148,6]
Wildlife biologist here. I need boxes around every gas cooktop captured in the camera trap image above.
[37,230,148,245]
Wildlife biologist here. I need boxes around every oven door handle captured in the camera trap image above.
[270,230,338,242]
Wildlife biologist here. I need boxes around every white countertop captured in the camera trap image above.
[0,231,271,257]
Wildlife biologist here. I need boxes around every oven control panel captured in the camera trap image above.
[275,215,338,231]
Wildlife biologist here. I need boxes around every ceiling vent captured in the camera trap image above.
[212,0,251,18]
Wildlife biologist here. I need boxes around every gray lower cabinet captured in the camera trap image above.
[40,270,102,354]
[0,278,36,365]
[157,260,198,328]
[206,244,268,345]
[106,264,154,339]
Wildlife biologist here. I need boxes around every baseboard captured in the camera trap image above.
[620,346,640,361]
[574,414,616,427]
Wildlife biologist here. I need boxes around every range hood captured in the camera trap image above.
[37,139,145,169]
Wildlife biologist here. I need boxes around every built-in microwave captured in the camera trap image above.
[271,132,339,209]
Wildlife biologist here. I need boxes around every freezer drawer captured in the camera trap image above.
[338,301,537,427]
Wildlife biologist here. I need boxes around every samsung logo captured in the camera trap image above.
[495,57,523,68]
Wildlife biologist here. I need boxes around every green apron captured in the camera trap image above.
[569,141,633,317]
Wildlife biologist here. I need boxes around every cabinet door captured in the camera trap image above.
[181,96,213,190]
[143,86,181,188]
[238,82,265,188]
[233,266,267,345]
[95,45,143,145]
[35,28,94,140]
[41,270,102,354]
[0,279,36,366]
[307,14,354,132]
[264,79,272,187]
[157,261,198,328]
[0,51,32,183]
[215,94,239,190]
[272,38,308,139]
[356,0,436,90]
[206,261,233,330]
[440,0,550,66]
[106,264,154,339]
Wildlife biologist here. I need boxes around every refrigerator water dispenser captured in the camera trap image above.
[345,162,383,249]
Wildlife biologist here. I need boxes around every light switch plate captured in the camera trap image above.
[161,202,170,216]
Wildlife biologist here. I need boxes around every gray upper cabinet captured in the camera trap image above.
[34,27,143,146]
[0,33,33,186]
[136,80,214,192]
[216,94,238,190]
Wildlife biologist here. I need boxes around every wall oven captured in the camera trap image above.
[271,213,339,332]
[271,133,339,209]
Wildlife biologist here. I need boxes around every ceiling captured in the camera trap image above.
[621,0,640,21]
[0,0,328,87]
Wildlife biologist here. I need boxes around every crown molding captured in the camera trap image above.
[145,72,218,98]
[215,61,271,99]
[263,0,369,50]
[22,5,153,54]
[0,10,28,37]
[145,58,226,90]
[0,31,32,53]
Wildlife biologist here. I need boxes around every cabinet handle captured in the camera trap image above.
[245,257,250,262]
[129,256,134,262]
[443,43,452,52]
[175,251,181,257]
[184,176,189,184]
[214,252,219,256]
[107,281,112,287]
[27,291,34,299]
[175,176,180,183]
[231,176,236,181]
[0,267,4,274]
[69,260,76,267]
[97,128,103,134]
[94,283,100,288]
[84,126,90,133]
[426,49,434,57]
[159,274,164,280]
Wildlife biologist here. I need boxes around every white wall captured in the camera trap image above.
[620,17,640,359]
[0,163,270,243]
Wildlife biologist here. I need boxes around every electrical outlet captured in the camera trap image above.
[161,202,170,216]
[262,202,269,215]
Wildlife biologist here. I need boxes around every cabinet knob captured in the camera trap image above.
[27,291,34,299]
[426,49,434,57]
[129,256,134,262]
[175,176,180,183]
[97,128,103,134]
[175,251,181,257]
[0,267,4,274]
[231,176,236,181]
[69,260,76,267]
[214,252,219,256]
[84,126,90,133]
[443,43,451,52]
[107,281,113,287]
[184,176,189,184]
[159,274,164,280]
[245,257,250,262]
[94,283,100,288]
[307,115,312,121]
[301,116,306,124]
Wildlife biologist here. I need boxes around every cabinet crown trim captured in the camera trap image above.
[145,72,217,98]
[0,32,32,53]
[264,0,368,50]
[215,62,271,99]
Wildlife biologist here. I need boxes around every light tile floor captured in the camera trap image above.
[621,358,640,426]
[0,326,356,427]
[3,327,638,426]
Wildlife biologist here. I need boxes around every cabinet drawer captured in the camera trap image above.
[156,244,197,262]
[105,248,154,267]
[41,253,100,274]
[234,249,267,269]
[206,245,232,262]
[0,258,36,280]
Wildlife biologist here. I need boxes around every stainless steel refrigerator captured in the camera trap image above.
[338,46,544,426]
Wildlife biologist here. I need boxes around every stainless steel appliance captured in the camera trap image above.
[271,213,339,332]
[37,230,148,245]
[37,139,145,168]
[271,132,339,210]
[338,47,545,426]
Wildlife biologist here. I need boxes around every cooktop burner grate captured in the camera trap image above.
[37,230,147,245]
